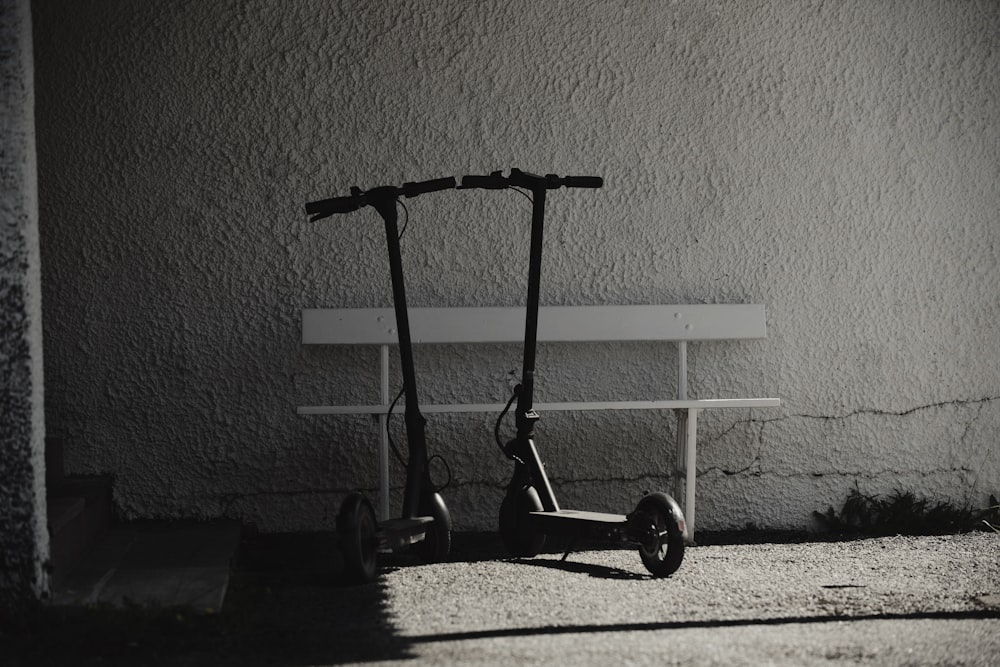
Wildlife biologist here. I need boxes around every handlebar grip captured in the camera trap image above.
[403,176,457,197]
[561,175,603,188]
[305,196,361,217]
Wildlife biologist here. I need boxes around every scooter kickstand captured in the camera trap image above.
[561,536,578,562]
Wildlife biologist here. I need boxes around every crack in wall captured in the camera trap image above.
[699,466,977,481]
[129,397,999,521]
[777,396,999,423]
[696,396,998,478]
[168,458,985,512]
[959,401,986,448]
[700,419,767,477]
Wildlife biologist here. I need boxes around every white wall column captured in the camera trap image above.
[0,0,49,611]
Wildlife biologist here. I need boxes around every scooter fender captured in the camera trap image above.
[660,492,689,542]
[628,491,689,544]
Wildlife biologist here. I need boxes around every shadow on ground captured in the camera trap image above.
[8,529,988,665]
[0,532,413,666]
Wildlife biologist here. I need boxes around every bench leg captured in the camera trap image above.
[685,408,700,543]
[673,408,698,544]
[674,409,687,497]
[378,414,390,521]
[378,344,391,521]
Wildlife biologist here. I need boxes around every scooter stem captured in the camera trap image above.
[372,195,431,520]
[509,180,562,513]
[515,186,547,437]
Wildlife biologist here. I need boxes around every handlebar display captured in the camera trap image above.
[459,172,507,189]
[461,169,603,191]
[403,176,457,197]
[305,176,456,221]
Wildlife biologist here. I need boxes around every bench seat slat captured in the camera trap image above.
[297,397,781,416]
[302,305,766,345]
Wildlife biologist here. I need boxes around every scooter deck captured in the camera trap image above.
[529,509,629,539]
[379,516,433,550]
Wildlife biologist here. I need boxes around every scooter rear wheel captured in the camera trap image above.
[413,492,452,563]
[499,485,546,557]
[337,493,379,583]
[634,492,685,577]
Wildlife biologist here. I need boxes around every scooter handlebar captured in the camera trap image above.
[559,175,603,189]
[402,176,457,197]
[305,194,363,220]
[459,172,507,189]
[306,176,455,221]
[461,170,603,191]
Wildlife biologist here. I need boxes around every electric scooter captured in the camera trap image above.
[460,169,686,577]
[305,177,455,582]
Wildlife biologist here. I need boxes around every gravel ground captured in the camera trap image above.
[3,531,998,666]
[389,533,999,629]
[381,532,1000,666]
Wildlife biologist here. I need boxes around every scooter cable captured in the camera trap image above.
[396,198,410,240]
[494,387,525,465]
[427,454,452,494]
[386,386,407,466]
[494,387,516,450]
[509,187,533,204]
[386,384,453,493]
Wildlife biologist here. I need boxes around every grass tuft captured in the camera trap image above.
[814,487,1000,537]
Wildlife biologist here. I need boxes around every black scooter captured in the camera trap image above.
[460,169,686,577]
[305,177,455,582]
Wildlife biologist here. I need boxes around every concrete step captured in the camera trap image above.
[45,436,66,488]
[47,496,85,534]
[50,520,242,613]
[46,475,113,583]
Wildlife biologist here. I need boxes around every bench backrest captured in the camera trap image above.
[302,305,767,346]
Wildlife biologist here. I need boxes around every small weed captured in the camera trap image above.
[814,487,1000,536]
[983,501,1000,534]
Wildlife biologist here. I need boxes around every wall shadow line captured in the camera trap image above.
[407,608,1000,645]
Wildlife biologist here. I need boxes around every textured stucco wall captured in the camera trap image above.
[2,0,48,608]
[32,0,999,533]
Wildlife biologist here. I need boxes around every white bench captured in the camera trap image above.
[298,305,780,538]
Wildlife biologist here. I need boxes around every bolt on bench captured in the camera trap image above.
[298,304,780,540]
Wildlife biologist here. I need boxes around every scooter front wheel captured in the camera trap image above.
[634,492,685,577]
[499,484,546,557]
[337,493,379,583]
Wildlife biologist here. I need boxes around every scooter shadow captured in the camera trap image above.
[507,556,652,581]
